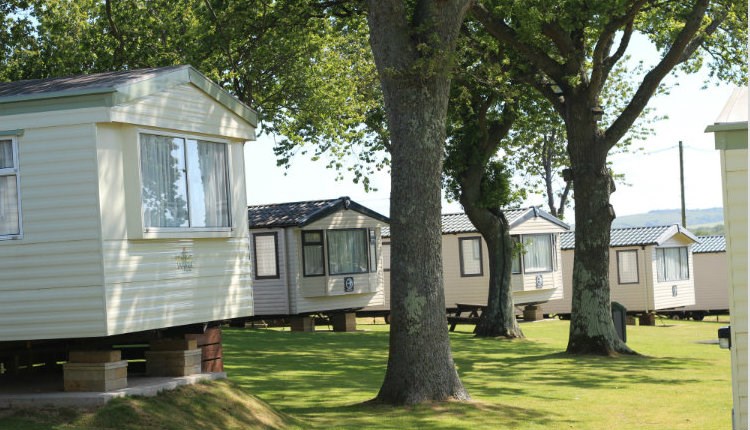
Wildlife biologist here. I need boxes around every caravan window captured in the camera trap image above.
[302,230,325,276]
[617,250,639,284]
[459,237,483,277]
[656,246,689,282]
[140,133,230,229]
[328,229,369,275]
[0,138,21,239]
[522,234,554,273]
[253,232,279,279]
[382,241,391,271]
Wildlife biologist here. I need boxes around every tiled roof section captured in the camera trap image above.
[560,225,700,250]
[248,197,389,228]
[693,235,726,253]
[381,207,568,238]
[0,66,187,98]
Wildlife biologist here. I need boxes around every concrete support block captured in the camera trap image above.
[523,305,543,321]
[290,316,315,332]
[145,349,202,377]
[63,360,128,392]
[331,312,357,332]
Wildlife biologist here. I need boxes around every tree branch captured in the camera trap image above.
[470,2,567,81]
[590,0,646,98]
[604,0,712,147]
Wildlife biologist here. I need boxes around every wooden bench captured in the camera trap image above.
[447,303,487,332]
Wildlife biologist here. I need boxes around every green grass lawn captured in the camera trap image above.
[0,318,732,429]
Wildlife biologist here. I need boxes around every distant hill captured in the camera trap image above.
[612,207,724,234]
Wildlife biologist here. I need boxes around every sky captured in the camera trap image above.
[243,58,738,221]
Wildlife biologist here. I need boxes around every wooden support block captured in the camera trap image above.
[68,350,121,363]
[290,316,315,332]
[331,312,357,332]
[639,313,656,326]
[63,360,128,392]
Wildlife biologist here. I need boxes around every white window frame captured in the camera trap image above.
[616,250,639,284]
[0,135,22,240]
[459,236,484,277]
[138,130,232,234]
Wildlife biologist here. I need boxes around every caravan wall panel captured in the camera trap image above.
[102,237,253,335]
[0,124,107,340]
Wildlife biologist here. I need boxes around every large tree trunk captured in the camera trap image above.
[466,206,523,338]
[565,108,635,356]
[368,0,470,404]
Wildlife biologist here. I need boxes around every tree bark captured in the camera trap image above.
[467,206,523,338]
[368,0,470,404]
[565,100,635,356]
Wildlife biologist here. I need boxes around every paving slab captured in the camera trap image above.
[0,372,226,409]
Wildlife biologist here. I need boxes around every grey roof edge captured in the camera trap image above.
[705,121,748,133]
[560,224,700,250]
[249,196,390,229]
[693,235,726,253]
[509,206,570,231]
[655,224,700,245]
[300,197,390,227]
[0,65,258,128]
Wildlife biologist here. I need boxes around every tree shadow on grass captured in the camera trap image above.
[284,397,564,430]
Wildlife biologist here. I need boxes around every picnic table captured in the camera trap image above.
[447,303,487,332]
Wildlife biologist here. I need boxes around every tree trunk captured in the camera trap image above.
[467,207,523,338]
[368,0,470,405]
[565,110,636,356]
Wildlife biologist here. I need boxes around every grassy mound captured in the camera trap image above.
[0,380,293,430]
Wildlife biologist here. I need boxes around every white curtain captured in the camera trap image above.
[0,140,19,236]
[617,251,639,283]
[328,229,368,274]
[191,140,229,227]
[523,234,553,272]
[140,134,189,228]
[658,247,688,281]
[0,140,12,168]
[254,234,278,277]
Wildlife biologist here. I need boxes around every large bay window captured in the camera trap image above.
[0,138,21,239]
[302,228,379,277]
[140,133,230,229]
[511,234,556,274]
[328,229,369,275]
[522,234,554,273]
[656,246,689,282]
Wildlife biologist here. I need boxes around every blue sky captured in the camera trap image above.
[244,63,737,221]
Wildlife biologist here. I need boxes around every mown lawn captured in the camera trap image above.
[0,317,731,429]
[222,317,731,429]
